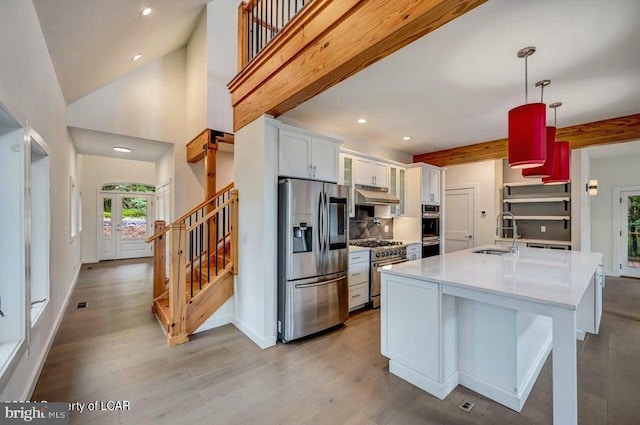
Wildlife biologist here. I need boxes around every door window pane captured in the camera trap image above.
[121,197,148,240]
[103,198,112,237]
[627,195,640,268]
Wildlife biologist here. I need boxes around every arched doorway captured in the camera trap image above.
[98,183,155,260]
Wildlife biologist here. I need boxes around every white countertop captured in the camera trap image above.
[380,245,602,310]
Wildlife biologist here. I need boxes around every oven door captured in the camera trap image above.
[371,257,409,309]
[422,216,440,238]
[422,238,440,258]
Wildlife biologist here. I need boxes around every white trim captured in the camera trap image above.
[612,185,640,278]
[232,317,276,349]
[389,360,455,400]
[81,258,99,265]
[21,264,81,400]
[195,313,233,334]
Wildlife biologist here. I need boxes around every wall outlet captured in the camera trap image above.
[384,225,389,233]
[540,225,546,233]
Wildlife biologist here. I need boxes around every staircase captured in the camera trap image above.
[147,183,238,346]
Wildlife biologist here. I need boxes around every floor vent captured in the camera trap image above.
[458,401,475,413]
[77,301,88,309]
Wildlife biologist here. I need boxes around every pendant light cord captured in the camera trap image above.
[524,56,528,103]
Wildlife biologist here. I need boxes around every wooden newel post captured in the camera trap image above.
[168,222,189,346]
[152,220,167,300]
[231,189,239,275]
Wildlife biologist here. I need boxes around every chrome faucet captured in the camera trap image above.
[496,212,519,253]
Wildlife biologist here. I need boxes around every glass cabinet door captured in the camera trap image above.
[389,165,406,216]
[340,154,355,217]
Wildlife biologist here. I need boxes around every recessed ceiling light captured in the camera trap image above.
[113,146,132,153]
[141,7,153,16]
[132,53,142,61]
[357,118,367,124]
[403,136,412,141]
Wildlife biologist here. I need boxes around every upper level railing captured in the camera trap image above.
[237,0,309,69]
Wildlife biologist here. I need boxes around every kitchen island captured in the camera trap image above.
[380,246,603,425]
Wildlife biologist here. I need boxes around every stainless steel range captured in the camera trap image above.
[349,239,408,308]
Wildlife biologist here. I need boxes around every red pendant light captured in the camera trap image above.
[542,141,570,184]
[509,46,546,169]
[542,102,570,185]
[522,126,556,178]
[523,100,560,178]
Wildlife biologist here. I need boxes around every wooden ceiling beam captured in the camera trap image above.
[413,114,640,167]
[228,0,487,132]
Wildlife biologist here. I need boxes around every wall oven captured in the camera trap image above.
[422,205,440,258]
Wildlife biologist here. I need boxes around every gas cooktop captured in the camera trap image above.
[350,239,404,248]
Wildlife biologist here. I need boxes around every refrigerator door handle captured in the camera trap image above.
[318,191,324,270]
[294,275,344,289]
[323,191,329,255]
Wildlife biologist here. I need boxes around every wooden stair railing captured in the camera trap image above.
[147,184,238,346]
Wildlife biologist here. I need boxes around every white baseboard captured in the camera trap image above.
[232,317,276,349]
[458,371,522,412]
[516,334,552,407]
[195,314,233,334]
[389,360,455,400]
[82,258,98,264]
[22,265,81,400]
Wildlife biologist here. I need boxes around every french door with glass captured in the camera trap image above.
[99,193,154,260]
[620,190,640,278]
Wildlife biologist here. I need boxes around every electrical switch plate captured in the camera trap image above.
[384,225,389,232]
[541,225,546,233]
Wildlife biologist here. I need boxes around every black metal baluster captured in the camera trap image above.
[223,202,227,269]
[207,215,211,282]
[189,216,194,298]
[199,222,204,291]
[215,211,219,276]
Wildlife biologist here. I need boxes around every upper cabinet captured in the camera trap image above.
[421,167,441,205]
[339,153,356,218]
[355,157,389,188]
[389,165,406,216]
[278,128,339,183]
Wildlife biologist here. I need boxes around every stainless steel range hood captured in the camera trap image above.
[355,185,400,205]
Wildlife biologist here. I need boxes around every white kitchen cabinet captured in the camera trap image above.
[355,157,388,188]
[339,153,355,218]
[406,243,421,261]
[278,128,339,183]
[389,165,406,216]
[348,250,370,311]
[421,167,441,205]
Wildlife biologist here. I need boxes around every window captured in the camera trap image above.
[30,131,50,325]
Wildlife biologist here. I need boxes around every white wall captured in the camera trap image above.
[591,155,640,274]
[233,116,278,348]
[156,146,175,221]
[445,160,502,247]
[78,155,156,263]
[185,11,208,141]
[571,149,592,252]
[0,0,81,400]
[206,1,237,134]
[67,48,187,144]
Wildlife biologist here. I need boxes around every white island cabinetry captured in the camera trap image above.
[380,246,603,425]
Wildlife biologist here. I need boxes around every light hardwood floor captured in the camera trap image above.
[32,259,640,424]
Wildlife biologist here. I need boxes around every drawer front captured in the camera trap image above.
[349,251,370,264]
[349,262,369,286]
[349,282,369,309]
[407,244,421,254]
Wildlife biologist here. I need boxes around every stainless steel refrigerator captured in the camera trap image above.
[278,178,349,343]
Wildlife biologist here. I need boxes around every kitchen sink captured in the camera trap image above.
[472,249,510,255]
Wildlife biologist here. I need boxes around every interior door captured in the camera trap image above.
[445,187,474,253]
[620,190,640,277]
[99,193,154,260]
